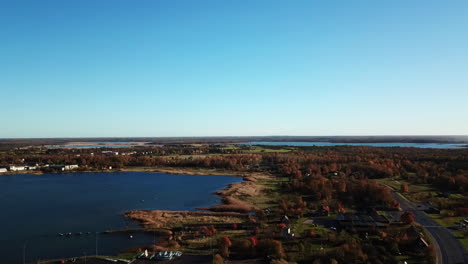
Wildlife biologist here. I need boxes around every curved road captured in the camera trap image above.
[392,191,468,264]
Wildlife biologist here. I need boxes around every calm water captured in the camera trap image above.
[243,141,467,149]
[0,172,241,263]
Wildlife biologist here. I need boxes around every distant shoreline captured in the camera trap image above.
[2,135,468,147]
[0,167,246,177]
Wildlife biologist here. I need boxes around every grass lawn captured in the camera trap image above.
[221,145,293,153]
[377,210,390,218]
[222,145,240,150]
[427,211,464,228]
[114,253,136,260]
[241,177,284,209]
[243,146,293,153]
[377,177,438,202]
[427,212,468,252]
[292,218,333,237]
[453,231,468,251]
[377,177,432,192]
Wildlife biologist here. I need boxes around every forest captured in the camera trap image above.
[2,144,468,263]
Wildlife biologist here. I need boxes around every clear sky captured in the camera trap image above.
[1,0,467,138]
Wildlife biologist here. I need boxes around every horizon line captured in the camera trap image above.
[1,135,468,140]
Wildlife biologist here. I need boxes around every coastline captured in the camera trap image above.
[2,167,266,230]
[1,167,270,255]
[0,168,262,263]
[0,166,247,177]
[124,171,269,230]
[121,170,272,255]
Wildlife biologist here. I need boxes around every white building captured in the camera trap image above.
[64,165,79,170]
[102,151,119,156]
[0,168,7,173]
[49,164,79,171]
[8,165,26,171]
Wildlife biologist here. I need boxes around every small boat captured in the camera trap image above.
[156,251,174,260]
[58,233,64,236]
[136,250,150,259]
[129,235,133,239]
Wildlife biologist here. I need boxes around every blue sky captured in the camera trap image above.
[1,0,467,138]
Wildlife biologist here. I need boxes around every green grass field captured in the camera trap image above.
[453,231,468,251]
[427,211,464,228]
[222,145,294,153]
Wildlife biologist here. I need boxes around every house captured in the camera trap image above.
[412,236,429,253]
[282,227,295,239]
[337,213,389,231]
[121,151,137,156]
[49,165,66,171]
[25,165,38,170]
[49,164,79,171]
[64,165,79,170]
[102,151,119,156]
[8,165,26,171]
[405,225,423,239]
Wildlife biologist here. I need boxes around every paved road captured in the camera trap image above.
[393,191,468,264]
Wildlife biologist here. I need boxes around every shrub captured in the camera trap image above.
[212,254,223,264]
[257,239,286,259]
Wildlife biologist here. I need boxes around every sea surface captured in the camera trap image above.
[0,172,241,263]
[242,141,467,149]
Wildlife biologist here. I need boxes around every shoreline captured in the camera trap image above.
[0,168,262,263]
[1,167,265,229]
[124,171,269,230]
[1,167,270,256]
[122,170,271,255]
[0,166,248,177]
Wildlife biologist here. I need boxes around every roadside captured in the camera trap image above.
[391,190,468,264]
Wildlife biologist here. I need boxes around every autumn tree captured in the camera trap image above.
[257,239,286,259]
[212,254,223,264]
[400,211,415,224]
[400,183,409,193]
[218,236,232,258]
